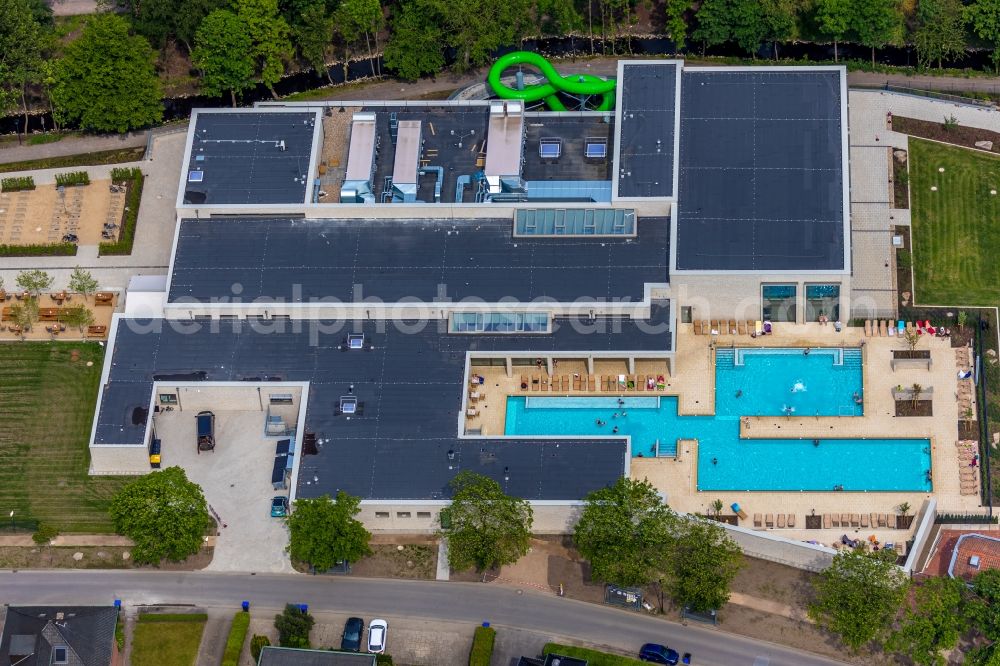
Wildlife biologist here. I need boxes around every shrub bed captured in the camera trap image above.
[221,612,251,666]
[0,242,76,257]
[138,613,208,623]
[469,626,495,666]
[1,176,35,192]
[100,168,143,256]
[55,171,90,187]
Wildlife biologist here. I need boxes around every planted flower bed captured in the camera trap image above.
[1,176,35,192]
[54,171,90,187]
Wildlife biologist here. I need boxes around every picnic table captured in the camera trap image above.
[95,292,115,305]
[39,308,60,321]
[86,325,108,338]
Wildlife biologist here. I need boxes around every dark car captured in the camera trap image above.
[341,617,364,652]
[196,410,215,452]
[270,496,289,517]
[640,643,679,665]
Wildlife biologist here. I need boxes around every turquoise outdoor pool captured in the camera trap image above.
[503,347,932,492]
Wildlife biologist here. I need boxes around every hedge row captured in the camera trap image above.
[0,242,76,257]
[543,644,646,666]
[469,626,495,666]
[137,613,208,623]
[99,169,143,256]
[55,170,90,187]
[221,612,251,666]
[1,176,35,192]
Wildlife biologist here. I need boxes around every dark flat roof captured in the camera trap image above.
[182,111,317,206]
[96,303,670,499]
[522,114,614,182]
[675,69,846,271]
[362,106,488,203]
[259,647,375,666]
[617,62,678,198]
[167,217,668,304]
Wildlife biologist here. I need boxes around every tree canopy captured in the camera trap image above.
[68,266,99,297]
[441,471,533,572]
[274,604,314,648]
[109,466,210,564]
[0,0,48,119]
[50,14,162,133]
[192,9,256,106]
[235,0,293,93]
[574,477,677,587]
[382,0,445,81]
[808,548,910,651]
[664,516,743,612]
[286,492,371,571]
[16,269,53,296]
[887,575,968,666]
[966,0,1000,72]
[913,0,966,69]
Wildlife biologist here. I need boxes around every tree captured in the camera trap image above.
[808,548,909,651]
[969,569,1000,642]
[814,0,852,61]
[966,0,1000,73]
[192,10,256,106]
[50,15,162,133]
[0,0,48,142]
[574,477,676,587]
[108,466,210,564]
[692,0,734,52]
[294,1,335,82]
[235,0,293,96]
[662,0,691,50]
[903,327,921,351]
[68,266,99,297]
[664,517,743,612]
[335,0,383,77]
[911,383,923,409]
[16,269,52,296]
[60,303,94,333]
[536,0,584,38]
[887,576,968,666]
[274,604,313,648]
[382,0,445,81]
[286,492,371,571]
[852,0,903,67]
[441,471,533,572]
[914,0,966,69]
[730,0,769,56]
[8,298,38,337]
[425,0,532,72]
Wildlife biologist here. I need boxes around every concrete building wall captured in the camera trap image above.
[155,385,301,413]
[359,503,582,534]
[90,445,149,475]
[716,522,837,572]
[671,274,852,324]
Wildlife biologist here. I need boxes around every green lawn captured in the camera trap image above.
[0,342,127,532]
[910,138,1000,305]
[132,614,206,666]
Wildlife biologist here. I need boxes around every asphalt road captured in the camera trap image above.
[0,570,848,666]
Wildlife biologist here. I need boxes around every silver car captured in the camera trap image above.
[367,618,387,654]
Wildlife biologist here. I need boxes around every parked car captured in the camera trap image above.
[270,496,289,517]
[367,618,387,654]
[341,617,364,651]
[196,410,215,452]
[639,643,680,665]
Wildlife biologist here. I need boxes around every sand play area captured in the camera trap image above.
[0,179,126,245]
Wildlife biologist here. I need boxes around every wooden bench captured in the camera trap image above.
[86,325,108,338]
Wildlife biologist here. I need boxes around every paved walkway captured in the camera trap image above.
[0,132,146,165]
[728,592,810,623]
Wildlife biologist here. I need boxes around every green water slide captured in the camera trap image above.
[487,51,616,111]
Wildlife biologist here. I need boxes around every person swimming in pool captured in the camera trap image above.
[711,457,718,465]
[595,419,605,426]
[617,398,625,406]
[735,390,743,398]
[612,426,619,434]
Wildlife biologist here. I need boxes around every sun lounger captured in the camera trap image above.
[830,514,839,527]
[898,320,905,336]
[588,375,596,391]
[823,514,832,529]
[906,321,914,334]
[737,321,746,335]
[540,376,549,391]
[520,375,528,391]
[573,375,582,391]
[731,503,748,520]
[861,514,869,528]
[879,320,888,336]
[754,514,762,527]
[887,321,896,336]
[745,320,754,335]
[755,320,763,336]
[787,514,795,528]
[851,514,861,527]
[710,320,720,334]
[466,407,478,417]
[627,375,637,391]
[841,513,851,526]
[765,514,774,528]
[560,375,569,391]
[865,320,872,336]
[888,514,897,528]
[777,514,786,528]
[618,374,627,390]
[729,319,737,334]
[693,320,703,335]
[531,375,540,391]
[877,513,886,527]
[701,320,710,335]
[870,513,878,528]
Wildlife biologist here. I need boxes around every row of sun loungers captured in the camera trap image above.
[957,440,981,496]
[519,374,667,392]
[693,320,765,336]
[821,513,899,529]
[864,319,950,337]
[753,513,796,528]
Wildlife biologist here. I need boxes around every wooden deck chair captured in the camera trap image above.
[786,514,795,528]
[693,320,703,335]
[831,514,840,527]
[588,375,596,391]
[865,320,872,337]
[729,319,737,334]
[888,514,897,529]
[531,375,540,391]
[560,375,569,391]
[765,514,774,528]
[777,514,786,528]
[870,513,878,528]
[879,320,888,336]
[637,375,646,391]
[860,514,869,528]
[629,375,638,391]
[753,514,762,527]
[520,375,528,391]
[540,376,549,391]
[877,513,886,527]
[841,513,851,527]
[754,320,763,336]
[745,320,754,335]
[737,321,747,335]
[851,514,860,527]
[573,375,582,391]
[906,321,915,334]
[710,320,720,334]
[823,514,832,529]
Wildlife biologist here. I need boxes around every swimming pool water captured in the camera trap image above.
[503,347,932,492]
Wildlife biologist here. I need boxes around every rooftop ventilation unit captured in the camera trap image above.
[341,112,377,203]
[970,555,981,568]
[391,120,422,203]
[484,101,525,195]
